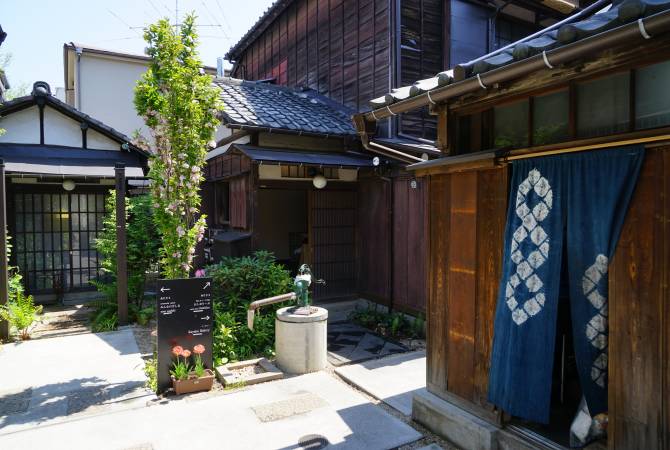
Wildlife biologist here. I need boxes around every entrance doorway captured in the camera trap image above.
[9,188,108,299]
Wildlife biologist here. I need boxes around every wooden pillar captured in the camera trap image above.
[115,163,128,326]
[0,160,8,340]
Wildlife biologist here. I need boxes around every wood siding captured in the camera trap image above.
[232,0,391,112]
[204,153,251,181]
[426,165,508,420]
[357,177,392,303]
[399,0,443,140]
[609,147,670,450]
[309,188,357,300]
[229,175,248,230]
[392,176,428,313]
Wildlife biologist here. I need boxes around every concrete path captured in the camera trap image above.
[0,328,154,434]
[0,371,422,450]
[335,351,426,416]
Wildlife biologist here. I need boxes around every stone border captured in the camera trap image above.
[215,358,284,386]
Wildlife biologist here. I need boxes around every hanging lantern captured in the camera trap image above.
[62,179,76,191]
[312,174,327,189]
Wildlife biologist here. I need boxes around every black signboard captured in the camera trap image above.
[156,277,213,393]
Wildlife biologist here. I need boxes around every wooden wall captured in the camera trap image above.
[425,164,508,421]
[399,0,443,140]
[424,149,670,447]
[357,176,392,303]
[204,153,251,181]
[609,147,670,450]
[392,176,428,313]
[231,0,391,112]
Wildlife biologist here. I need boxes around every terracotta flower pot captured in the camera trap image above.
[171,369,215,395]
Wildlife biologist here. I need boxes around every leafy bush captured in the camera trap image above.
[0,291,42,340]
[206,251,293,365]
[350,304,425,339]
[91,193,160,330]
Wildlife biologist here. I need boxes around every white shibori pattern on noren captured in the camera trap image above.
[582,254,609,388]
[505,169,553,326]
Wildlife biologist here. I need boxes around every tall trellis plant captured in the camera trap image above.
[134,14,222,279]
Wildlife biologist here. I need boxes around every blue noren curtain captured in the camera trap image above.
[488,146,644,424]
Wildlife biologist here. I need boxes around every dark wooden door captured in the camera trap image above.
[392,176,428,313]
[309,189,357,301]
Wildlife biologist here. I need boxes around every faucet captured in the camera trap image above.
[246,264,325,330]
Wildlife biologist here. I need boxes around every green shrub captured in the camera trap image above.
[206,251,292,365]
[0,291,42,340]
[349,304,425,339]
[91,193,160,330]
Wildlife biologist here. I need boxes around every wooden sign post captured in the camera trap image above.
[156,277,213,393]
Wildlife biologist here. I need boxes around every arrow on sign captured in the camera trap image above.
[203,282,211,289]
[160,287,171,293]
[201,316,210,321]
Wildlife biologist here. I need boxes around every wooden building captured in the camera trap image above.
[0,82,147,330]
[354,0,670,448]
[218,0,576,311]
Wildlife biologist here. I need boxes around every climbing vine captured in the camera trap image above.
[134,14,222,279]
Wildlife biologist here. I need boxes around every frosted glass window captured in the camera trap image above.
[577,72,630,138]
[494,100,529,148]
[636,60,670,130]
[533,90,569,145]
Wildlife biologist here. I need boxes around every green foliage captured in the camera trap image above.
[0,291,42,340]
[144,355,158,392]
[206,251,292,365]
[91,193,159,332]
[134,14,223,279]
[349,304,425,340]
[170,355,191,381]
[93,192,160,307]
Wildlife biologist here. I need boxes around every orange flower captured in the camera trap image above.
[193,344,205,354]
[172,346,183,356]
[181,349,192,358]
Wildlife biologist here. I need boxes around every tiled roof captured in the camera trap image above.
[214,77,356,137]
[369,0,670,109]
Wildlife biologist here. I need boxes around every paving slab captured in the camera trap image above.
[335,351,426,416]
[0,371,422,450]
[327,321,407,366]
[0,328,153,433]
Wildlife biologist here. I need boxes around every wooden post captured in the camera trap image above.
[0,159,8,340]
[115,163,128,326]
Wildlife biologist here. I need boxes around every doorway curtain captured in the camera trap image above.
[487,146,645,424]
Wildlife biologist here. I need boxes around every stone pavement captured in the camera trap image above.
[0,371,423,450]
[327,321,407,366]
[0,327,154,434]
[335,351,426,416]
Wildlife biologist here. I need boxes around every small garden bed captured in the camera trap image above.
[349,304,426,351]
[216,358,283,387]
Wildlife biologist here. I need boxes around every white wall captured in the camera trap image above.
[78,54,151,140]
[0,104,121,150]
[0,106,40,144]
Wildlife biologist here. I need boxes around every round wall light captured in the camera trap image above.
[372,156,380,166]
[312,174,327,189]
[62,179,76,191]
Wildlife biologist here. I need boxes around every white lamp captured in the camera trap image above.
[62,179,76,191]
[312,174,327,189]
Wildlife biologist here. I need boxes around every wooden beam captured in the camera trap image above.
[0,160,8,340]
[215,129,251,148]
[115,163,128,326]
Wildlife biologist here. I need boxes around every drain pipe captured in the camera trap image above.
[247,292,297,330]
[75,46,83,110]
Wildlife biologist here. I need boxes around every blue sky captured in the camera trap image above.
[2,0,273,92]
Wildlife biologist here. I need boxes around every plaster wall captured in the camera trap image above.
[0,106,40,144]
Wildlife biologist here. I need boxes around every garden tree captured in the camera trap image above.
[134,14,222,279]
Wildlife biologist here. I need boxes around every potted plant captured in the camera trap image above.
[170,344,215,395]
